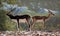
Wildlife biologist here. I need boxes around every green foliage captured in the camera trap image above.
[7,0,17,4]
[0,10,17,31]
[0,10,7,31]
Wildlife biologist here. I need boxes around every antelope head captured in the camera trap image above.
[48,9,55,16]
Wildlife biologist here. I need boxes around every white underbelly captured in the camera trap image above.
[36,20,44,22]
[19,19,27,23]
[11,19,27,23]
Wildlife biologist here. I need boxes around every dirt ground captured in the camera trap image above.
[0,31,60,36]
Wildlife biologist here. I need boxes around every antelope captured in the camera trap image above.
[6,9,31,31]
[31,9,55,30]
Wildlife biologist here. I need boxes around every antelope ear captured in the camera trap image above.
[48,9,51,13]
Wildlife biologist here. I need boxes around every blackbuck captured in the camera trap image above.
[6,9,31,31]
[31,10,55,30]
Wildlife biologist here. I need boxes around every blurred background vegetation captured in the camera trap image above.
[0,0,60,31]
